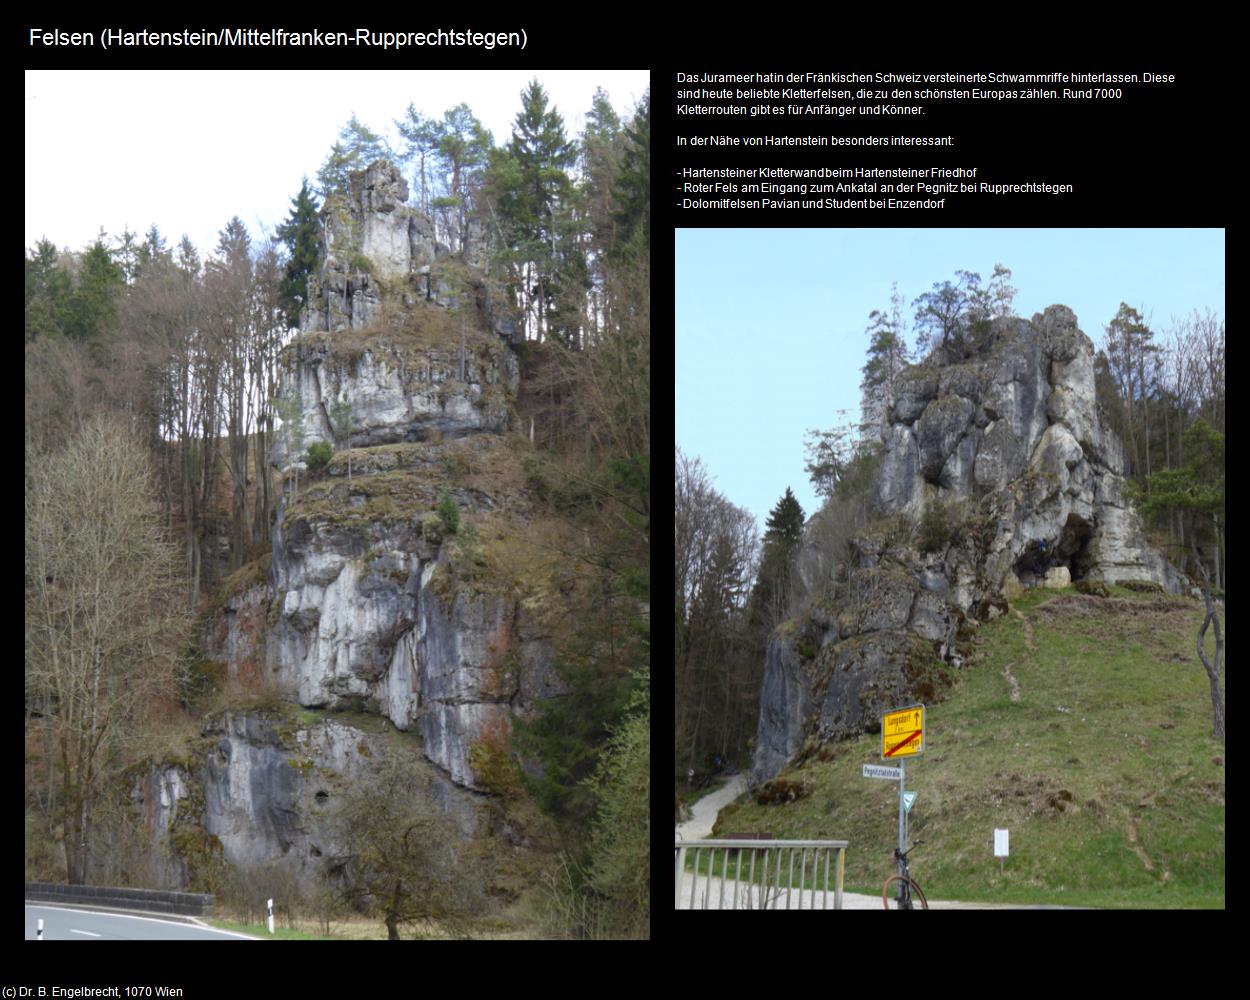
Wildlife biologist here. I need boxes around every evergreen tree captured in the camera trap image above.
[315,141,355,200]
[912,278,968,359]
[62,235,125,341]
[764,487,805,545]
[276,177,321,330]
[316,115,389,198]
[135,224,171,282]
[431,104,493,255]
[612,90,650,260]
[176,235,201,280]
[1135,417,1225,587]
[341,112,389,162]
[859,282,910,443]
[804,426,856,500]
[113,227,140,285]
[395,104,441,216]
[486,79,578,343]
[748,487,806,631]
[581,88,623,245]
[25,238,71,342]
[1103,302,1160,484]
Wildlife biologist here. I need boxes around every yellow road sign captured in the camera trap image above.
[882,704,925,759]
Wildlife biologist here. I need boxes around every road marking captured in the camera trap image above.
[25,904,259,939]
[70,928,102,937]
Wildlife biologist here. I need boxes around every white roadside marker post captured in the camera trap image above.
[37,918,44,940]
[267,898,275,935]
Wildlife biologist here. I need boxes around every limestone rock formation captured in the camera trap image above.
[269,325,518,471]
[752,305,1189,784]
[266,443,561,791]
[134,156,566,891]
[300,160,446,335]
[299,159,519,341]
[129,712,483,888]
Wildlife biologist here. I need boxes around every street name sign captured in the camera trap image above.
[882,704,925,759]
[862,764,902,780]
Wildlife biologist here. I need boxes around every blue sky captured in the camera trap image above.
[675,228,1225,534]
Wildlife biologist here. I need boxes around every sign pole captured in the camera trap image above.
[898,758,906,856]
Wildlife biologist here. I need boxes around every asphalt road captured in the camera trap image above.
[24,904,258,940]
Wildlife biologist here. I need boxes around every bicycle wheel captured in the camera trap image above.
[882,875,929,909]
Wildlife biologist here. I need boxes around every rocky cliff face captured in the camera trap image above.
[271,325,517,471]
[752,306,1189,784]
[299,159,518,341]
[274,160,519,471]
[130,711,484,887]
[138,159,560,891]
[267,436,561,791]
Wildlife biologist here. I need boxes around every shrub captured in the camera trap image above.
[305,441,333,473]
[438,489,460,535]
[755,778,814,805]
[918,500,952,553]
[1073,579,1110,597]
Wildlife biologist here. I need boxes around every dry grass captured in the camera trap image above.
[210,900,550,940]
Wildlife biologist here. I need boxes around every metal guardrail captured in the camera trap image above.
[25,882,214,917]
[674,839,848,909]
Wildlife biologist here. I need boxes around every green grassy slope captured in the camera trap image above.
[714,586,1225,908]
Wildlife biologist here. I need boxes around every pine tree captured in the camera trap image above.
[486,79,578,343]
[395,104,441,216]
[1103,303,1160,484]
[431,104,493,255]
[316,115,389,198]
[276,178,321,330]
[804,427,856,500]
[316,141,355,200]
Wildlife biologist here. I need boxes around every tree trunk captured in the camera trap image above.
[1213,514,1222,592]
[385,881,403,940]
[1196,567,1224,741]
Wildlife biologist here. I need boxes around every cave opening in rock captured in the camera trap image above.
[1055,513,1094,580]
[1012,512,1095,585]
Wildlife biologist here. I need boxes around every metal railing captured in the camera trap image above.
[674,839,848,909]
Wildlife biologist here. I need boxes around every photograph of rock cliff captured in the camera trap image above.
[25,70,650,939]
[676,229,1224,909]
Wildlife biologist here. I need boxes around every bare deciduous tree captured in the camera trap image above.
[25,417,188,883]
[326,757,491,939]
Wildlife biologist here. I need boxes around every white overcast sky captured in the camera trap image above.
[25,69,649,256]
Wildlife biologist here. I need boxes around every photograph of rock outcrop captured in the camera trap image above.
[676,229,1224,909]
[25,70,649,940]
